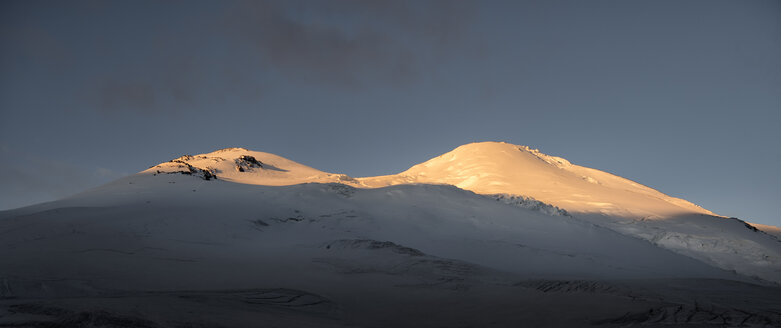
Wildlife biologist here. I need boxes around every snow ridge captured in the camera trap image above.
[517,145,572,168]
[490,194,569,217]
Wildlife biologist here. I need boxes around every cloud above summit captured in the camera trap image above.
[223,1,473,87]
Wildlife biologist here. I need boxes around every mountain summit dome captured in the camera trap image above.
[144,147,357,186]
[359,141,711,218]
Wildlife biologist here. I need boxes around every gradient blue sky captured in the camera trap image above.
[1,0,779,226]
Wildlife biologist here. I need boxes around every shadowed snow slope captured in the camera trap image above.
[0,176,738,283]
[2,175,773,327]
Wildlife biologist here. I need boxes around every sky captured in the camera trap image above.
[1,0,779,226]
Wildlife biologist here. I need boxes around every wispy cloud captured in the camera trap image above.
[223,0,473,86]
[1,0,474,113]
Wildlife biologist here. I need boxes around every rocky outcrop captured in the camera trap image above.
[235,155,264,172]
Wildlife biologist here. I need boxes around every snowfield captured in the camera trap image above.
[1,142,780,327]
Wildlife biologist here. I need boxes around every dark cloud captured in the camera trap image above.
[1,1,473,113]
[71,0,474,113]
[224,0,473,86]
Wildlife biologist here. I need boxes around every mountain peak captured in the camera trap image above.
[361,142,711,218]
[144,148,356,186]
[446,142,573,168]
[212,147,251,153]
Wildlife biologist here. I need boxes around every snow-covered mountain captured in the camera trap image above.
[1,142,780,327]
[143,142,781,282]
[360,142,781,283]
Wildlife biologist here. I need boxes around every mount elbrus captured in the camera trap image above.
[1,142,779,327]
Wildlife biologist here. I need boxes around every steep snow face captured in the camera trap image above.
[359,142,712,219]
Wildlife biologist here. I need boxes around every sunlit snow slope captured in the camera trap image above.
[149,143,711,218]
[359,142,712,218]
[156,143,719,219]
